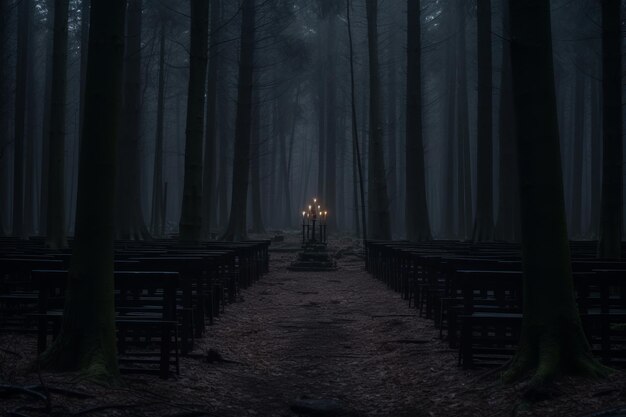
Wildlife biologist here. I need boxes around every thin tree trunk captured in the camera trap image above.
[250,94,264,234]
[24,52,35,237]
[39,0,54,235]
[222,0,255,241]
[443,7,456,238]
[325,13,337,231]
[201,0,220,239]
[494,0,520,242]
[12,0,31,238]
[570,67,585,238]
[0,0,7,236]
[116,0,149,241]
[456,0,472,240]
[365,0,391,240]
[46,0,70,249]
[588,76,601,238]
[472,0,494,241]
[39,0,127,379]
[598,0,622,259]
[347,0,366,241]
[405,0,431,242]
[504,0,608,386]
[179,0,209,242]
[151,22,166,237]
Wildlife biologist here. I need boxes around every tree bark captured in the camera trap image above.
[0,0,7,236]
[504,0,608,386]
[151,22,166,237]
[39,0,127,379]
[250,95,264,234]
[221,0,255,241]
[115,0,150,241]
[597,0,622,259]
[12,0,31,238]
[324,13,337,232]
[39,0,54,236]
[346,0,366,240]
[569,61,586,238]
[456,0,472,240]
[201,0,221,239]
[494,0,520,242]
[405,0,431,242]
[588,77,601,238]
[472,0,494,241]
[179,0,209,243]
[365,0,391,240]
[45,0,70,249]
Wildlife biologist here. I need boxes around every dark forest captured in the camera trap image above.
[0,0,625,416]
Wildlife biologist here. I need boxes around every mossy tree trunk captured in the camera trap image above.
[365,0,391,240]
[405,0,431,242]
[504,0,609,387]
[45,0,70,249]
[39,0,127,379]
[222,0,255,241]
[179,0,209,243]
[597,0,622,259]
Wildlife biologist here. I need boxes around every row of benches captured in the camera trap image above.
[0,238,271,378]
[365,240,626,368]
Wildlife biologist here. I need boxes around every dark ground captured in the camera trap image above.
[1,235,625,416]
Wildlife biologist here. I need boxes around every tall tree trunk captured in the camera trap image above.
[39,0,54,236]
[317,37,326,202]
[24,52,35,237]
[222,0,255,241]
[278,93,293,228]
[405,0,431,242]
[0,0,8,236]
[598,0,622,259]
[46,0,70,249]
[456,0,472,240]
[201,0,220,239]
[504,0,608,386]
[151,22,166,237]
[116,0,149,240]
[12,0,31,238]
[386,10,399,234]
[347,0,366,241]
[325,14,337,231]
[179,0,209,242]
[472,0,494,241]
[570,66,585,238]
[365,0,391,240]
[39,0,127,379]
[494,0,520,242]
[588,77,601,238]
[443,6,456,238]
[216,91,229,229]
[250,95,264,234]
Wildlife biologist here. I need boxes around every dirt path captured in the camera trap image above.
[190,249,461,416]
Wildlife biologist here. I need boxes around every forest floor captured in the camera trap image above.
[1,234,626,417]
